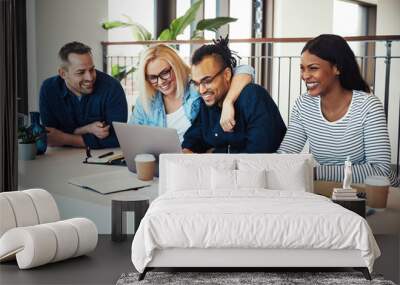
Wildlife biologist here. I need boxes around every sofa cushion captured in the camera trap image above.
[0,189,60,237]
[23,189,60,223]
[1,192,39,227]
[0,189,98,270]
[0,218,97,269]
[0,196,17,237]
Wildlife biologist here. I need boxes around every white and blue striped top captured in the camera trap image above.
[278,90,399,186]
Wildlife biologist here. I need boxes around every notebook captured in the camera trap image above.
[68,169,153,194]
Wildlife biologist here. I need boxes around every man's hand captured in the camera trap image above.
[88,122,110,139]
[46,127,66,147]
[74,121,110,139]
[182,148,194,154]
[220,99,236,132]
[46,127,86,148]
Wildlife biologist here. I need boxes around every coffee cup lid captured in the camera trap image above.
[135,153,155,162]
[364,175,390,187]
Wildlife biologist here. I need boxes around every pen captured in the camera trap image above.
[86,146,92,158]
[98,151,114,159]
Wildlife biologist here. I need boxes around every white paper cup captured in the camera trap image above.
[364,176,390,209]
[134,154,155,181]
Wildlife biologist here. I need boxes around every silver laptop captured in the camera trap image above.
[113,122,182,175]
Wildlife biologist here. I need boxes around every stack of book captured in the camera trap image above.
[332,188,358,200]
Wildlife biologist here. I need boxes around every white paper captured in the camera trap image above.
[69,169,153,194]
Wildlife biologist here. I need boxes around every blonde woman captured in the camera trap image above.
[128,44,254,142]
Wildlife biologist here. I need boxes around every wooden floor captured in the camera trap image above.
[0,235,134,285]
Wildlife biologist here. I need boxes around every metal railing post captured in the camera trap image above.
[102,44,108,73]
[397,98,400,176]
[383,40,392,118]
[287,57,292,123]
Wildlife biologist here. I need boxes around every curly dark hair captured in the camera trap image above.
[191,36,239,71]
[58,41,92,63]
[302,34,370,93]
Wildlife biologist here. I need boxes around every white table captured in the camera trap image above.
[18,147,159,234]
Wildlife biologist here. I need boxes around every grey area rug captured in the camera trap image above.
[116,271,396,285]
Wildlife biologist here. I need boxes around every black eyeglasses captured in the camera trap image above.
[146,67,173,85]
[190,66,226,90]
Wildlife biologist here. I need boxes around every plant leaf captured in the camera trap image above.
[102,16,152,41]
[190,30,204,40]
[158,0,203,40]
[122,15,153,40]
[111,65,136,81]
[102,21,132,30]
[130,22,153,41]
[17,126,42,143]
[196,17,237,32]
[125,66,136,77]
[158,29,173,41]
[111,65,126,81]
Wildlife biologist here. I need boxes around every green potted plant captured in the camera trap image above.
[18,126,42,160]
[102,0,237,81]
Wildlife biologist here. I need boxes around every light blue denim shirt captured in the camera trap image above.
[128,65,255,127]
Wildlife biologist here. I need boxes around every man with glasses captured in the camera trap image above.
[39,41,128,149]
[182,37,286,153]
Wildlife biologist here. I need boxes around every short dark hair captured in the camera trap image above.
[301,34,370,93]
[58,41,92,63]
[191,36,238,71]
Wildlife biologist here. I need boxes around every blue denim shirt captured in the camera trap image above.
[39,70,128,149]
[128,65,255,127]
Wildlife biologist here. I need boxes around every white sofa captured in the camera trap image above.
[0,189,98,269]
[131,153,379,281]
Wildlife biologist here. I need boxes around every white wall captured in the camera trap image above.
[106,0,155,113]
[107,0,154,57]
[27,0,108,112]
[274,0,334,38]
[333,0,368,55]
[376,0,400,164]
[272,0,334,124]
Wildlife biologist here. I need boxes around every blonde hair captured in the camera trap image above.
[137,44,191,114]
